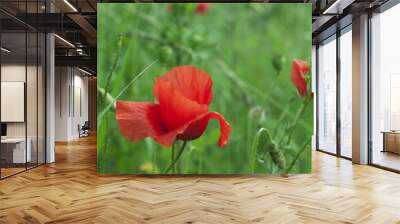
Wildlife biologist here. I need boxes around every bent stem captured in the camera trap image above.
[284,137,311,174]
[165,141,188,174]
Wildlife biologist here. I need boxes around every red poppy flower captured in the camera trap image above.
[195,3,209,14]
[290,59,310,97]
[166,4,173,12]
[116,66,231,148]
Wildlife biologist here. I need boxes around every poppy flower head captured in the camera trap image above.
[195,3,209,14]
[166,4,173,12]
[116,66,231,148]
[290,59,310,97]
[154,65,213,106]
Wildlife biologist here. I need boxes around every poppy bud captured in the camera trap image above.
[254,128,273,163]
[159,46,174,65]
[190,34,204,49]
[269,144,286,170]
[291,59,310,97]
[166,4,173,12]
[195,3,208,14]
[272,54,286,75]
[253,128,286,170]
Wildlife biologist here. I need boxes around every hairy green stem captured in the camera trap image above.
[250,130,259,173]
[97,87,115,107]
[248,119,256,173]
[165,141,188,174]
[278,96,311,146]
[103,35,123,103]
[98,60,158,123]
[284,137,311,174]
[260,78,278,111]
[218,60,310,131]
[127,30,193,56]
[171,142,176,174]
[272,96,295,135]
[284,97,311,145]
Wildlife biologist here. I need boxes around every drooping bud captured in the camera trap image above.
[253,128,273,164]
[252,127,286,171]
[269,144,286,170]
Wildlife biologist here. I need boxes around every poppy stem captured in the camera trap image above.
[284,137,311,174]
[103,34,123,104]
[165,141,188,174]
[286,98,311,145]
[98,60,158,123]
[260,79,278,111]
[279,96,311,146]
[272,96,295,135]
[171,142,176,174]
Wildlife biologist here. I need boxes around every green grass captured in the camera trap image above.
[97,3,313,174]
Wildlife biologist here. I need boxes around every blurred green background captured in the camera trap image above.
[97,3,312,174]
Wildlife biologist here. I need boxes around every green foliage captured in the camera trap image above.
[97,3,312,174]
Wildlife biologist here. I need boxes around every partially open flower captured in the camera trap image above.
[116,66,231,148]
[290,59,310,97]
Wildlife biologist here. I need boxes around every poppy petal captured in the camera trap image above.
[154,111,231,148]
[116,101,165,141]
[155,65,213,105]
[203,112,231,148]
[291,59,310,96]
[154,78,208,131]
[195,3,209,14]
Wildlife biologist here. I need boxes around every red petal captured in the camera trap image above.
[154,78,208,131]
[209,112,231,147]
[154,111,231,148]
[155,66,213,105]
[180,112,231,147]
[116,101,165,141]
[195,3,209,14]
[291,59,310,96]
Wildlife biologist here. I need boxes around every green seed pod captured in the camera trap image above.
[159,45,173,65]
[272,54,286,75]
[269,144,286,170]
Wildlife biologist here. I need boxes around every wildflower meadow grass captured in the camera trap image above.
[97,3,312,174]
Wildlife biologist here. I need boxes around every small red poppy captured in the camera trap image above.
[290,59,310,97]
[195,3,209,14]
[116,66,231,148]
[166,4,173,12]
